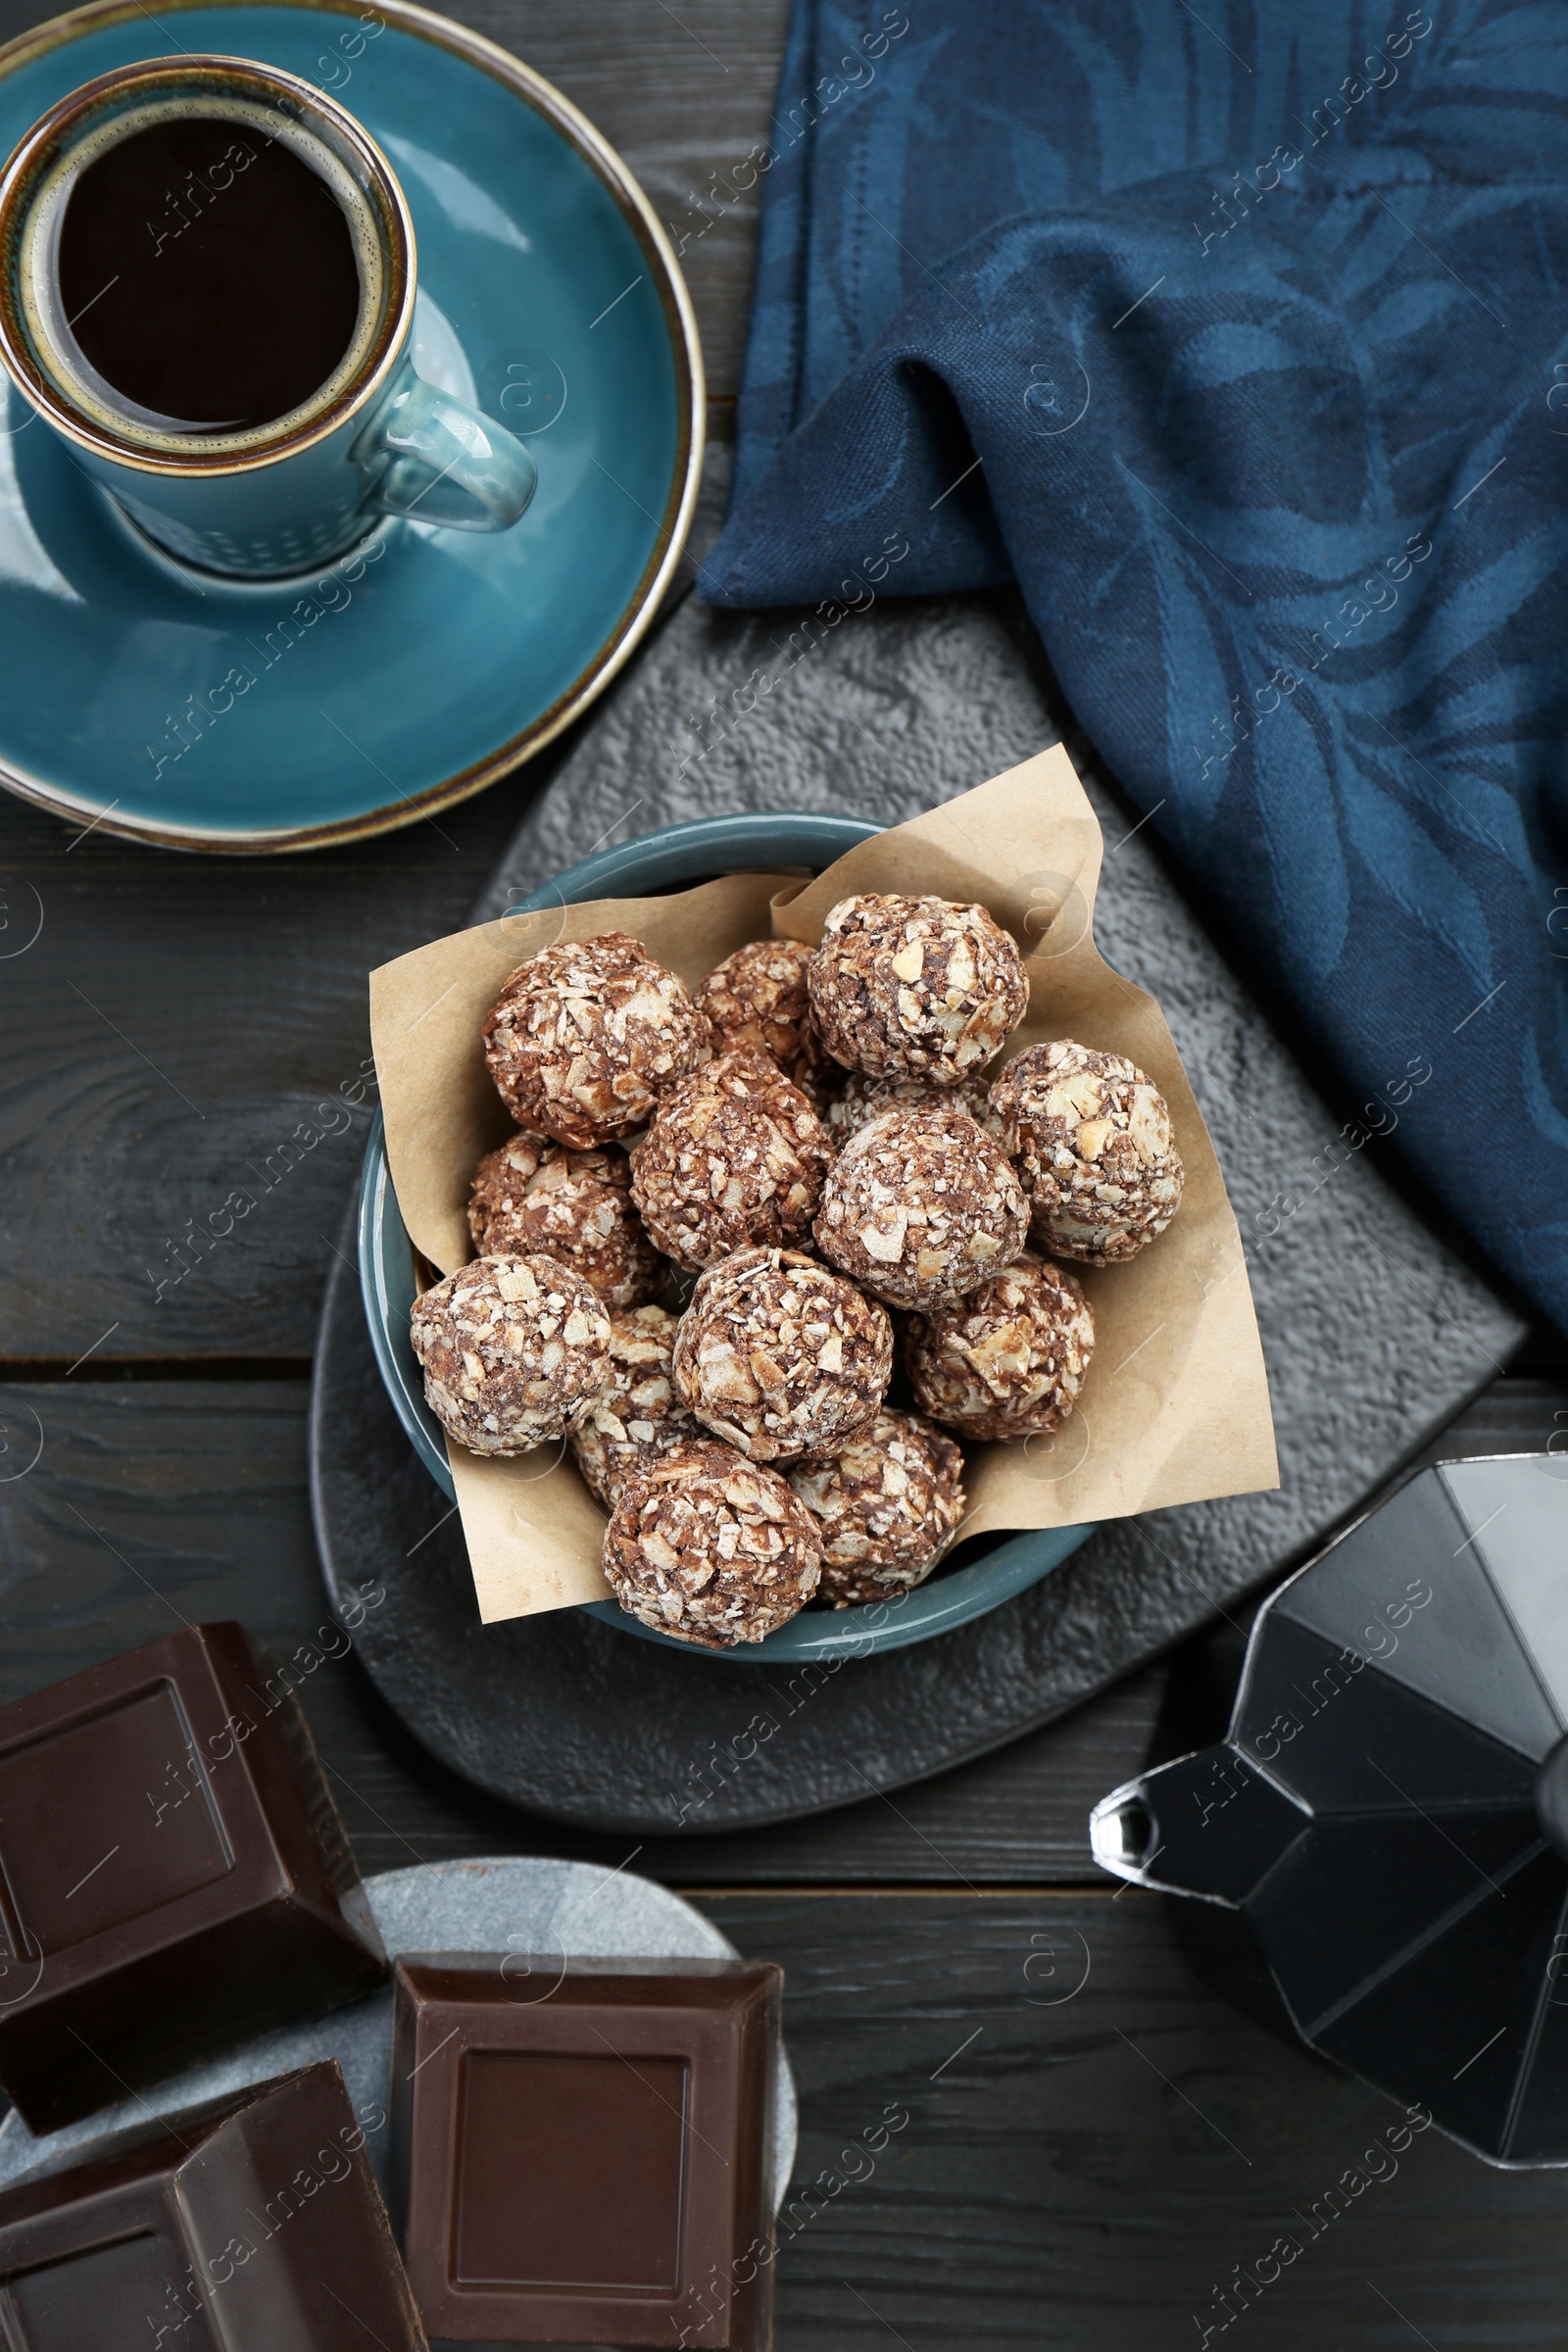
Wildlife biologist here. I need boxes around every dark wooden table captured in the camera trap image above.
[3,4,1567,2343]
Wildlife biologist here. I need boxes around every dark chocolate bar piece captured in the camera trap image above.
[0,1622,386,2132]
[0,2059,425,2349]
[391,1954,781,2348]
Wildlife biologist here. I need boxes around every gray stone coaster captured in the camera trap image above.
[0,1856,798,2203]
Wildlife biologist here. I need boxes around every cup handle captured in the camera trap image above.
[356,362,536,532]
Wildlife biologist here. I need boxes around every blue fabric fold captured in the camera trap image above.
[702,0,1568,1334]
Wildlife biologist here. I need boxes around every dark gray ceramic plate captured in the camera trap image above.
[307,590,1524,1836]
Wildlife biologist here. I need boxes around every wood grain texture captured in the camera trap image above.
[447,0,790,409]
[700,1889,1568,2348]
[0,1374,1167,1883]
[6,1375,1561,1884]
[0,780,534,1360]
[0,0,790,410]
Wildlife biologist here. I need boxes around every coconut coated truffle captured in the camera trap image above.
[468,1131,663,1310]
[697,937,838,1106]
[629,1049,835,1270]
[671,1244,893,1462]
[808,894,1028,1083]
[569,1304,698,1508]
[410,1253,612,1455]
[483,931,710,1149]
[988,1041,1184,1263]
[603,1443,822,1647]
[813,1103,1028,1310]
[790,1408,966,1607]
[905,1253,1094,1443]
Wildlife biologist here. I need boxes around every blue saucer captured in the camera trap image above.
[358,810,1096,1663]
[0,0,701,849]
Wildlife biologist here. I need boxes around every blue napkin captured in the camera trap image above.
[701,0,1568,1335]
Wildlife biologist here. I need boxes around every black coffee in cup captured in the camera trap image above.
[57,114,362,430]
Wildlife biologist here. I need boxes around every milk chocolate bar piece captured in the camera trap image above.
[0,1622,386,2132]
[391,1955,781,2348]
[0,2060,425,2350]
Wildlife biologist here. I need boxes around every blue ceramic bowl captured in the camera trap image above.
[359,811,1095,1660]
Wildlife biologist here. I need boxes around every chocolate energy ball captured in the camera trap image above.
[672,1244,893,1463]
[569,1304,698,1508]
[905,1253,1095,1443]
[697,937,838,1107]
[790,1408,967,1607]
[483,931,710,1149]
[988,1040,1184,1263]
[410,1253,612,1455]
[825,1067,1003,1146]
[629,1049,835,1271]
[808,893,1028,1083]
[468,1132,663,1311]
[603,1444,822,1647]
[813,1103,1028,1310]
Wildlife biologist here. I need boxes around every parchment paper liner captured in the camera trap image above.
[369,748,1278,1624]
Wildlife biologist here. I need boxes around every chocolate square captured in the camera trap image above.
[453,2050,688,2289]
[391,1955,781,2347]
[4,2231,184,2352]
[0,1623,386,2132]
[0,2060,424,2350]
[0,1682,229,1953]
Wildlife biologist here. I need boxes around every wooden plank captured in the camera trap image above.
[695,1889,1568,2348]
[9,1376,1560,1883]
[450,0,789,413]
[0,0,789,411]
[0,1375,1165,1884]
[0,777,533,1361]
[677,1666,1167,1886]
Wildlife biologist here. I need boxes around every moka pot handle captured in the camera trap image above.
[1090,1744,1309,1907]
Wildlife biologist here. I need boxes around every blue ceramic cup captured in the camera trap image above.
[0,54,536,577]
